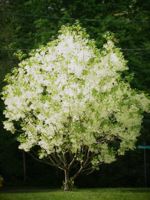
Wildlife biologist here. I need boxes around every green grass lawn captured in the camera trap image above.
[0,188,150,200]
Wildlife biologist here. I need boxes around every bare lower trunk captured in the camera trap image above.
[63,169,74,191]
[64,169,69,191]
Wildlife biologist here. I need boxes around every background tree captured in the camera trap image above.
[2,24,150,190]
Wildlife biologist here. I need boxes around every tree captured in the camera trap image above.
[1,24,150,190]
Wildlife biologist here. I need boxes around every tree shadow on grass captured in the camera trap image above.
[0,187,61,193]
[1,187,150,194]
[121,188,150,193]
[86,188,150,193]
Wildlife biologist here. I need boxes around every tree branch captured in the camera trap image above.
[28,152,56,168]
[48,154,64,170]
[71,147,91,180]
[28,150,64,170]
[68,154,76,169]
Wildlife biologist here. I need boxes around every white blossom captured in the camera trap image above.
[2,24,150,167]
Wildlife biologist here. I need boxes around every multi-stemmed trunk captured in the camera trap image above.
[30,148,92,191]
[63,164,85,191]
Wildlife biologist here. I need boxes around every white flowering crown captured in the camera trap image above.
[2,24,150,167]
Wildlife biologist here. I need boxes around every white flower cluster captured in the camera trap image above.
[2,24,150,166]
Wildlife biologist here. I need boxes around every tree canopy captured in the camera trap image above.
[2,24,150,190]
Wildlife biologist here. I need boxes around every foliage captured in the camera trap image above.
[1,0,150,90]
[2,24,150,190]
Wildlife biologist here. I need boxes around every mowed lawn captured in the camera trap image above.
[0,188,150,200]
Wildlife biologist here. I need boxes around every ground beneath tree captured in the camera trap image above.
[0,188,150,200]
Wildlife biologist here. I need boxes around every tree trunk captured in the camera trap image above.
[63,169,74,191]
[22,151,26,183]
[64,169,70,191]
